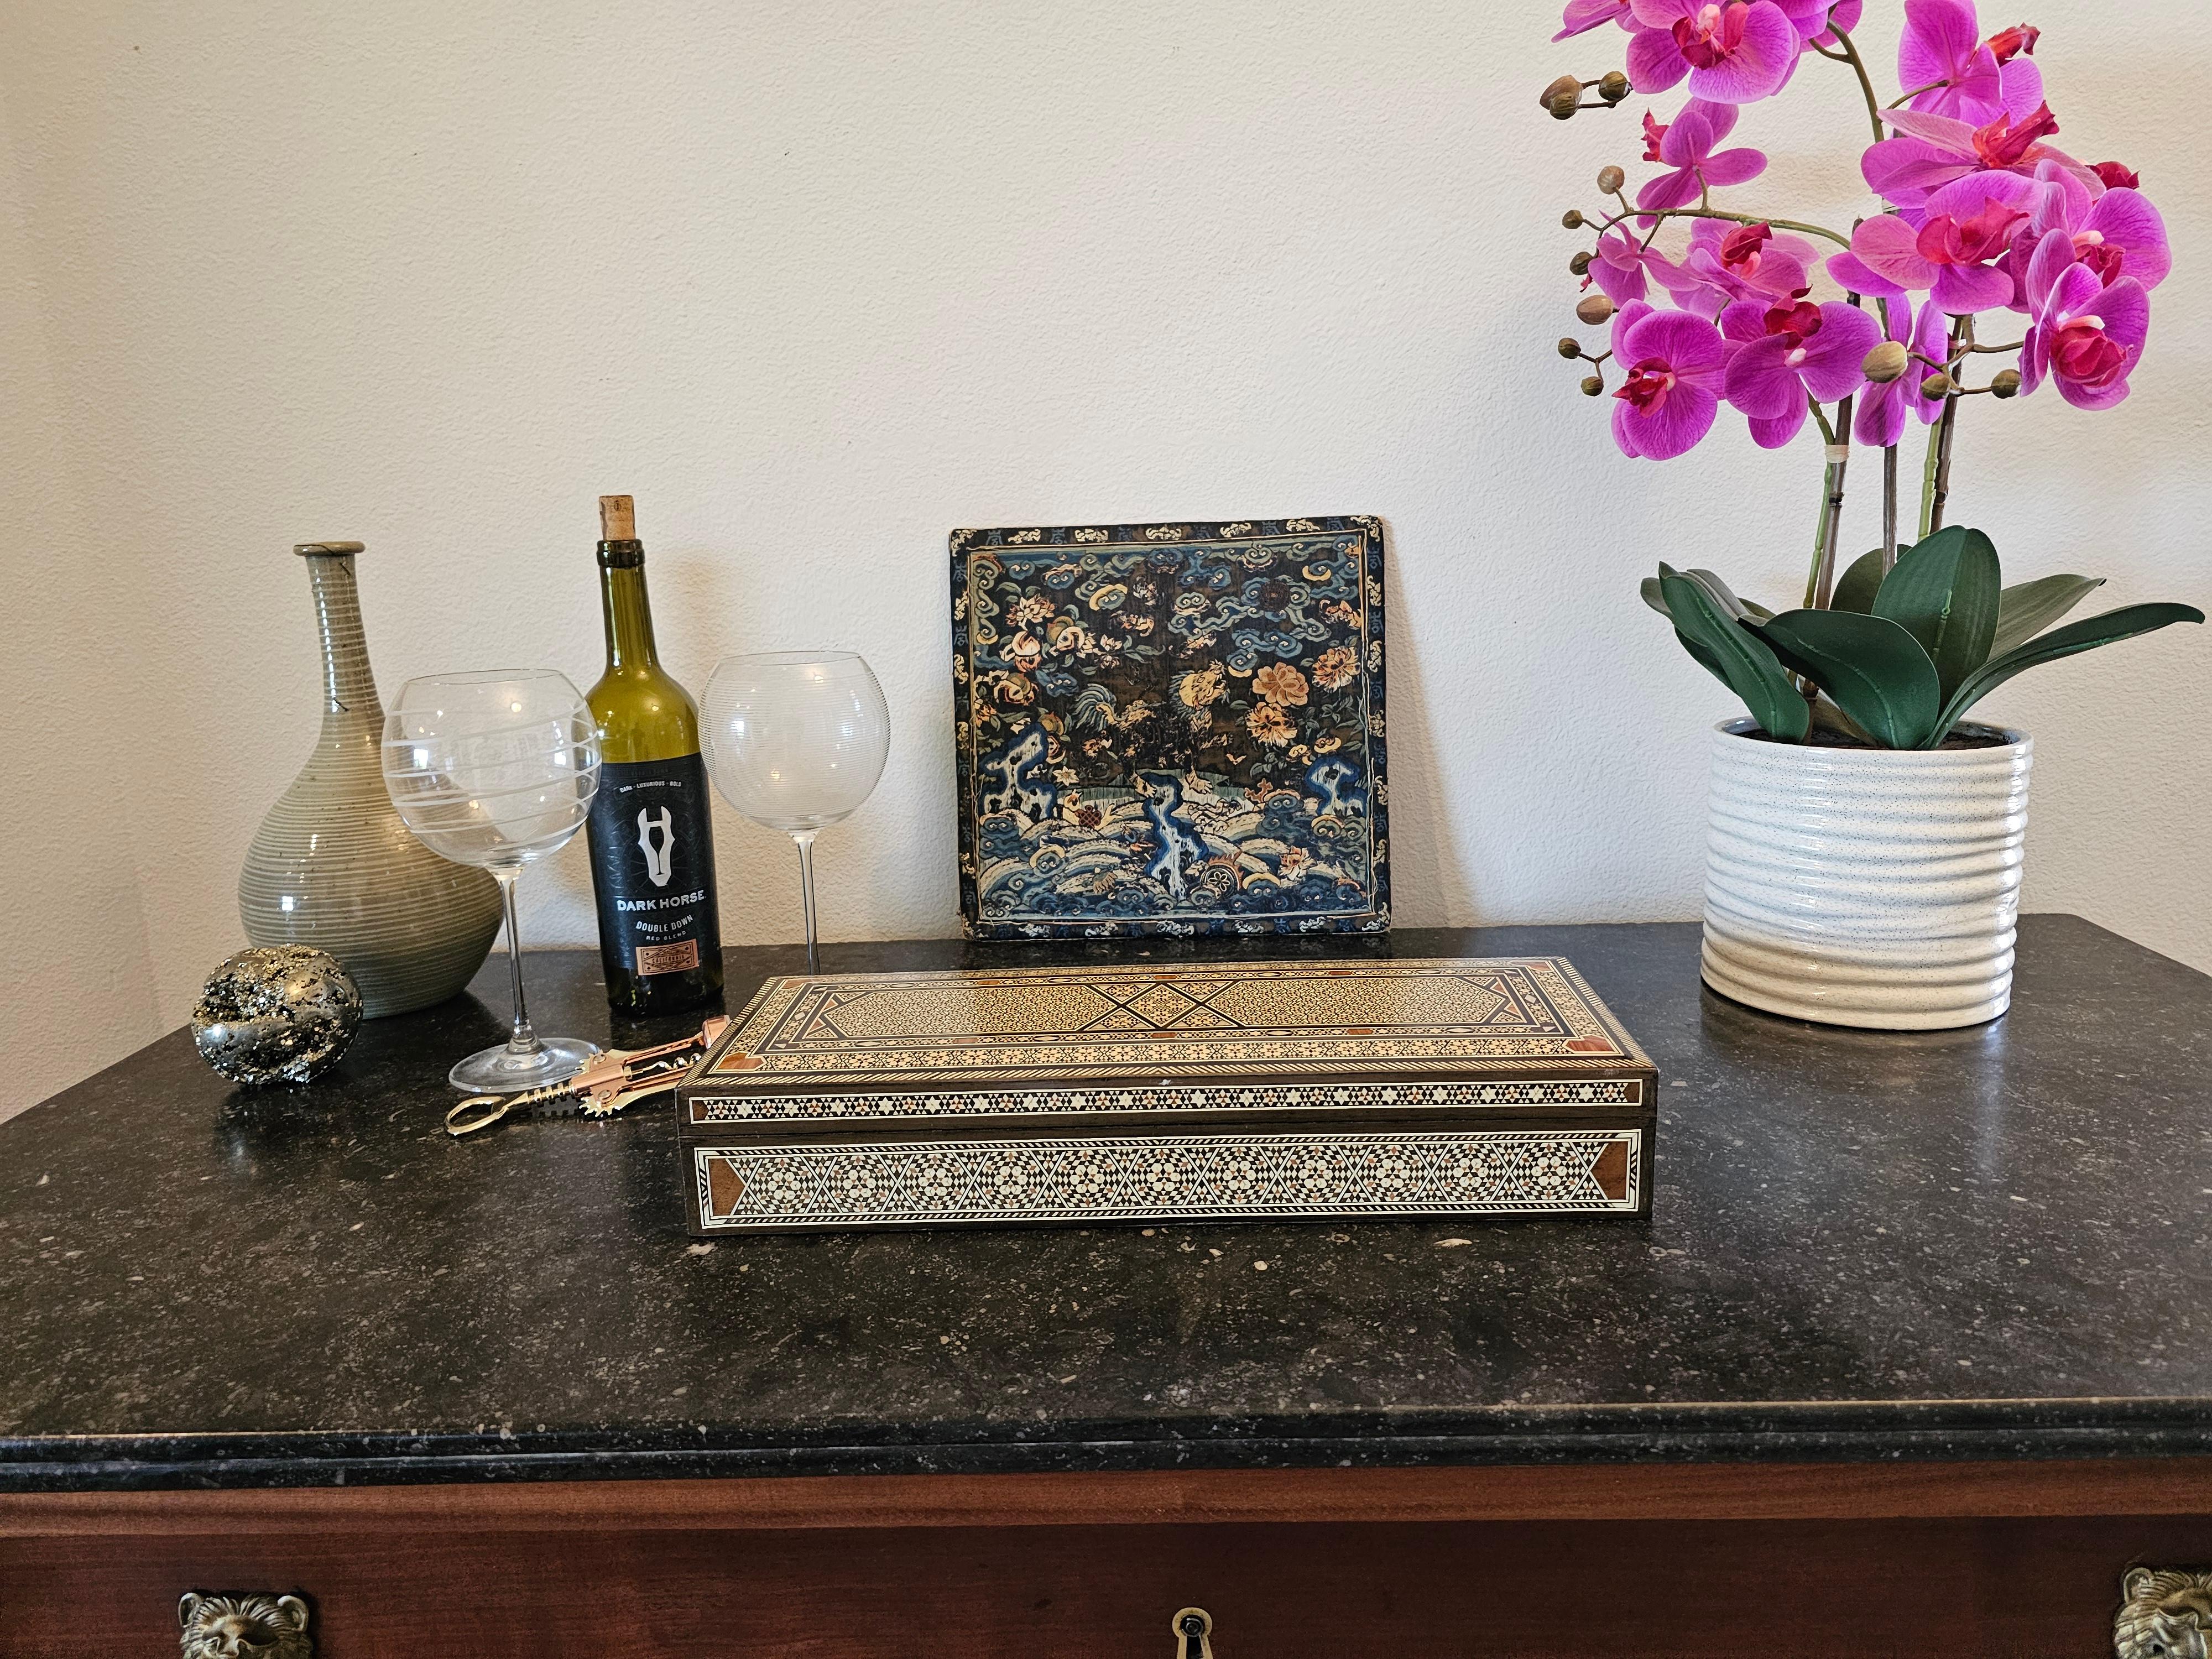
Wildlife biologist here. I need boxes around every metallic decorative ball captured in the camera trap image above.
[192,945,363,1086]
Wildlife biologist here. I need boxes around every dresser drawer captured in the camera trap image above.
[4,1468,2208,1658]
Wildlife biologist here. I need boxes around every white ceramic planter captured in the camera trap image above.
[1700,718,2033,1030]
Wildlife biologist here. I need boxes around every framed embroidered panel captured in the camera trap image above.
[949,517,1389,940]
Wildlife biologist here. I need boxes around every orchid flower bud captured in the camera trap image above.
[1597,165,1626,195]
[1562,209,1585,229]
[1569,249,1594,275]
[1542,75,1583,119]
[1921,371,1954,400]
[1558,336,1583,359]
[1598,71,1630,103]
[1990,367,2023,399]
[1861,341,1910,384]
[1575,294,1614,325]
[1580,375,1605,397]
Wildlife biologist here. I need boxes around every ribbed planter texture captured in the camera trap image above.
[237,542,504,1017]
[1700,718,2033,1031]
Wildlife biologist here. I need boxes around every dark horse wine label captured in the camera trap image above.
[587,754,720,979]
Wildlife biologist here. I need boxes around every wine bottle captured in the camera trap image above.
[584,495,724,1015]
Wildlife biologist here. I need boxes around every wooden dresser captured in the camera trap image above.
[4,919,2207,1657]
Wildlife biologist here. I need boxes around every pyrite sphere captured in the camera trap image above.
[192,946,363,1086]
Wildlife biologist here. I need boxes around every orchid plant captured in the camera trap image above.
[1546,0,2200,745]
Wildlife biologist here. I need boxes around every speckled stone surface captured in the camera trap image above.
[2,916,2207,1492]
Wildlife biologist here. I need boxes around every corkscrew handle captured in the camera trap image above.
[446,1079,576,1138]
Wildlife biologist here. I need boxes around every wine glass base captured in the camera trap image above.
[448,1037,601,1094]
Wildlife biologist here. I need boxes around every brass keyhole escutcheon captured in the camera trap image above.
[1172,1605,1214,1659]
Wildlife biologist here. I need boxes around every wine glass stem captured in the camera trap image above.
[494,867,541,1056]
[793,830,820,975]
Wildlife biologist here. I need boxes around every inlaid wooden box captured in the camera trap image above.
[675,957,1656,1234]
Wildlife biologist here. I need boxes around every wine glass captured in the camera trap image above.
[701,651,889,974]
[380,670,603,1092]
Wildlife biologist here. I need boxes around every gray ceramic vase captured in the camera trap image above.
[238,542,504,1016]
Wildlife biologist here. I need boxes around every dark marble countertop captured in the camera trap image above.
[3,916,2208,1493]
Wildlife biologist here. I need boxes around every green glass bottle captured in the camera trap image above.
[584,495,724,1015]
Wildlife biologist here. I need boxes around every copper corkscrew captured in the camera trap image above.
[446,1016,728,1138]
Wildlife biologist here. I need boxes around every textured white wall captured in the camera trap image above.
[3,0,2207,1114]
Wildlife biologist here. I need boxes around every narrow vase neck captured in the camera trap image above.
[300,549,383,727]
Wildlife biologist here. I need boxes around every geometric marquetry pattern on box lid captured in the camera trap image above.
[697,957,1651,1088]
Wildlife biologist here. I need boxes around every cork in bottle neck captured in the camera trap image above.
[598,494,643,568]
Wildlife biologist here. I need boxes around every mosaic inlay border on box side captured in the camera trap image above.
[692,1129,1642,1228]
[688,1077,1640,1125]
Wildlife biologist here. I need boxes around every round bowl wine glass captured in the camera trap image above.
[701,651,889,973]
[381,670,603,1092]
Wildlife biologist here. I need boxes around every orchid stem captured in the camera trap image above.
[1804,452,1830,611]
[1918,410,1943,540]
[1619,205,1851,249]
[1881,442,1899,571]
[1927,399,1960,533]
[1920,317,1970,536]
[1827,26,1887,145]
[1806,422,1850,613]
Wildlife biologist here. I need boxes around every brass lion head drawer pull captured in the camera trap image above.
[179,1592,314,1658]
[2117,1568,2212,1659]
[1172,1606,1214,1659]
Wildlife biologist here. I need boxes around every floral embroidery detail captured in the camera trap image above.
[1253,663,1310,706]
[1313,645,1358,691]
[1247,703,1297,745]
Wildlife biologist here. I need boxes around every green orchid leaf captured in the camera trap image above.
[1990,573,2104,658]
[1809,696,1874,745]
[1648,567,1774,623]
[1752,608,1943,749]
[1682,567,1751,619]
[1660,571,1809,740]
[1674,628,1733,687]
[1872,525,2001,703]
[1647,567,1745,685]
[1831,549,1887,613]
[1931,602,2206,743]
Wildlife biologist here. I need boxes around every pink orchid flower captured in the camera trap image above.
[1721,295,1881,447]
[1896,0,2044,123]
[1587,226,1689,306]
[1608,302,1729,459]
[1776,0,1863,46]
[1636,100,1769,214]
[1861,101,2086,212]
[1854,295,1950,445]
[1828,196,2021,313]
[2020,229,2149,409]
[1554,0,1637,39]
[2010,164,2170,298]
[1659,218,1815,315]
[1626,0,1802,104]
